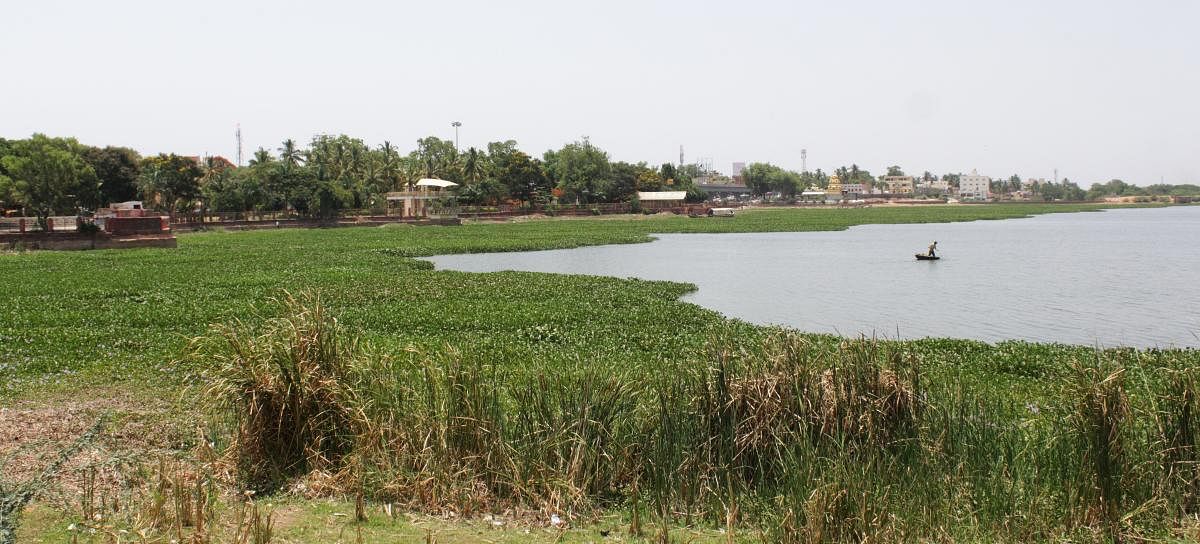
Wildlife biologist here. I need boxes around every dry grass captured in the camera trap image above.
[195,291,366,494]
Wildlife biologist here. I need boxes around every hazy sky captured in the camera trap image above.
[3,0,1197,184]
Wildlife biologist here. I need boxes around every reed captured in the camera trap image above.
[195,291,364,493]
[184,295,1200,540]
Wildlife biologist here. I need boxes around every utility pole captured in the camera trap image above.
[451,121,462,152]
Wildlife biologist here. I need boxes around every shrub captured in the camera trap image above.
[193,292,366,493]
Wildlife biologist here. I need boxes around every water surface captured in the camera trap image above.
[426,207,1200,348]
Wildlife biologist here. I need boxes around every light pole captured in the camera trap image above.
[451,121,462,152]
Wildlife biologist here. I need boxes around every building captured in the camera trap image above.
[917,178,950,192]
[959,170,991,200]
[731,162,746,178]
[637,191,688,209]
[880,176,914,194]
[841,183,866,197]
[697,184,752,198]
[825,174,843,201]
[800,187,827,202]
[386,178,459,218]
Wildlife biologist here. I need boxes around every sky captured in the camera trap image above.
[2,0,1198,185]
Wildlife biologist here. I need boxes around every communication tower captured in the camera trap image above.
[236,124,243,167]
[801,149,807,174]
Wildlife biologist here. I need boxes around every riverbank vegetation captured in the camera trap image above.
[3,204,1197,541]
[4,133,1197,227]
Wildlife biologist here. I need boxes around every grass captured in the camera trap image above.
[5,202,1196,541]
[0,203,1132,399]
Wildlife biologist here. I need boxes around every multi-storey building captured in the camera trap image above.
[959,169,991,200]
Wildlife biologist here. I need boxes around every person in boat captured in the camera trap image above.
[927,241,938,257]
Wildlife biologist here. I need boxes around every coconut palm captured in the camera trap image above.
[249,148,273,166]
[462,147,486,183]
[278,139,303,168]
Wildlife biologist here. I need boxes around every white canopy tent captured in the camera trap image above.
[415,178,459,189]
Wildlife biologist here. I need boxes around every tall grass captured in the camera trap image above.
[195,292,365,493]
[191,294,1200,540]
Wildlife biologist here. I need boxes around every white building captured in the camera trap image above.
[917,179,950,192]
[959,170,991,200]
[841,183,866,196]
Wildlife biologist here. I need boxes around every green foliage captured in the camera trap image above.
[685,185,709,203]
[409,136,460,182]
[544,138,611,204]
[1088,179,1143,200]
[456,178,506,206]
[0,202,1188,540]
[0,134,100,226]
[742,163,802,198]
[82,146,141,204]
[487,146,549,204]
[137,153,203,214]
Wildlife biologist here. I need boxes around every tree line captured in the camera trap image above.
[4,133,1196,228]
[0,134,711,228]
[739,161,1198,202]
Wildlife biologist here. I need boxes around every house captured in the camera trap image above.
[880,176,915,194]
[917,178,950,192]
[959,170,991,200]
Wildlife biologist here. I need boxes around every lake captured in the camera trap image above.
[426,206,1200,348]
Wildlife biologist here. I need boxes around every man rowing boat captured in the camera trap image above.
[927,241,938,258]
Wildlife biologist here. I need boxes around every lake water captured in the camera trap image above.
[426,207,1200,348]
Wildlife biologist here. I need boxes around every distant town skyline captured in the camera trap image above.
[2,0,1197,185]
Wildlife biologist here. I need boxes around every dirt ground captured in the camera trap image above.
[0,388,193,505]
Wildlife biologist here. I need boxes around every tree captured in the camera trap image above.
[608,162,641,202]
[1087,179,1143,200]
[82,146,141,204]
[249,148,273,167]
[660,163,678,186]
[544,138,612,204]
[493,150,550,204]
[137,153,203,216]
[201,163,244,212]
[461,147,486,183]
[376,141,403,191]
[887,165,905,177]
[635,166,664,192]
[411,136,460,182]
[685,186,709,203]
[278,139,303,167]
[456,178,506,205]
[743,163,800,198]
[0,134,100,229]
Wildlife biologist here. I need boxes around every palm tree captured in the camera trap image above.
[278,139,303,167]
[378,141,401,190]
[462,147,485,183]
[249,148,273,166]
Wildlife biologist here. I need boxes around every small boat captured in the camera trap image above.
[915,254,940,261]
